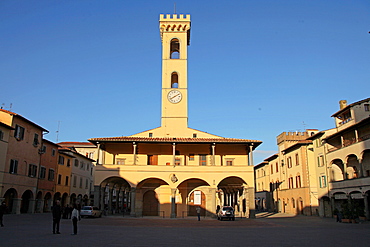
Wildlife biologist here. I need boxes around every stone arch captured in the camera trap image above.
[331,159,345,181]
[44,192,52,212]
[53,192,61,202]
[100,176,131,215]
[3,188,17,214]
[361,149,370,177]
[61,193,69,207]
[137,178,169,217]
[346,154,360,179]
[20,190,33,214]
[218,176,249,217]
[177,178,210,217]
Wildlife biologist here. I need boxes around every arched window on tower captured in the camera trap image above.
[171,72,178,88]
[170,38,180,59]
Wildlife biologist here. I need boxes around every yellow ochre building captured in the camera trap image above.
[88,14,262,218]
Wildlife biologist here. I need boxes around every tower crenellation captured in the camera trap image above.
[159,14,191,21]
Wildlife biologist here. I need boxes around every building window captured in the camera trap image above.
[292,198,295,208]
[117,158,125,165]
[33,133,39,146]
[147,155,158,165]
[73,176,77,187]
[79,177,83,188]
[364,104,369,111]
[288,177,294,189]
[296,175,301,188]
[295,154,299,166]
[58,174,62,185]
[170,38,180,59]
[80,161,84,169]
[14,125,25,140]
[318,155,325,167]
[199,154,207,166]
[171,72,179,88]
[193,133,197,138]
[319,175,327,188]
[149,133,153,137]
[0,130,3,141]
[85,179,89,189]
[88,152,94,159]
[58,156,65,165]
[270,164,273,174]
[48,169,55,181]
[189,154,194,161]
[52,149,56,156]
[226,159,233,166]
[28,164,37,177]
[287,157,292,168]
[65,176,69,186]
[275,162,278,173]
[67,159,70,167]
[9,159,18,174]
[74,159,79,167]
[175,157,181,166]
[39,166,46,179]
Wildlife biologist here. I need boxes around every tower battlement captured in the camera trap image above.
[159,14,191,21]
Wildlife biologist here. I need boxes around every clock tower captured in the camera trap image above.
[159,14,191,133]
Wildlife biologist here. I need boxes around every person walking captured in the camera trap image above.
[0,201,7,227]
[196,206,201,221]
[71,204,80,235]
[52,200,62,234]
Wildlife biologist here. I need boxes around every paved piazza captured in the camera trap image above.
[0,213,369,247]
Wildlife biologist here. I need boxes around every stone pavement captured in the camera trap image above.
[0,212,369,247]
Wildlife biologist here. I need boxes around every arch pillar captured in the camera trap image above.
[12,198,21,214]
[171,188,176,218]
[35,199,44,213]
[206,188,216,217]
[28,199,36,214]
[130,187,136,217]
[364,193,369,220]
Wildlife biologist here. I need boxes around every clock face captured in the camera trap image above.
[167,90,182,104]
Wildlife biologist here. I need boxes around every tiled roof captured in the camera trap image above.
[331,97,370,117]
[89,136,262,145]
[0,109,48,132]
[58,142,95,146]
[282,140,312,153]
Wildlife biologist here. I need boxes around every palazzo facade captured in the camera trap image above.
[89,14,261,218]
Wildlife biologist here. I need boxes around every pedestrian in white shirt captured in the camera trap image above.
[71,204,80,235]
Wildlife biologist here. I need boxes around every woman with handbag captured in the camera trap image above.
[71,204,80,235]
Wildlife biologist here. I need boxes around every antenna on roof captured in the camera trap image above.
[56,121,61,143]
[302,121,307,131]
[174,2,176,14]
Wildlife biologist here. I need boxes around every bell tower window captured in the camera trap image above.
[171,72,179,88]
[170,38,180,59]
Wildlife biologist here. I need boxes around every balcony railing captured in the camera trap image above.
[328,134,370,153]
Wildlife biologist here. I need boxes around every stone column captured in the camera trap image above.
[35,199,44,213]
[364,193,369,220]
[28,199,36,214]
[207,188,216,217]
[171,188,176,218]
[12,198,21,214]
[172,143,176,167]
[133,142,137,165]
[247,187,255,218]
[249,144,254,166]
[130,187,136,217]
[212,143,216,166]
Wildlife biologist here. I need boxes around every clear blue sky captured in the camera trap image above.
[1,1,370,164]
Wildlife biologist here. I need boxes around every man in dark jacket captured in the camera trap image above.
[52,200,62,234]
[0,201,7,227]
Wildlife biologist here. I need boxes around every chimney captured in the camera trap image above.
[339,100,347,110]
